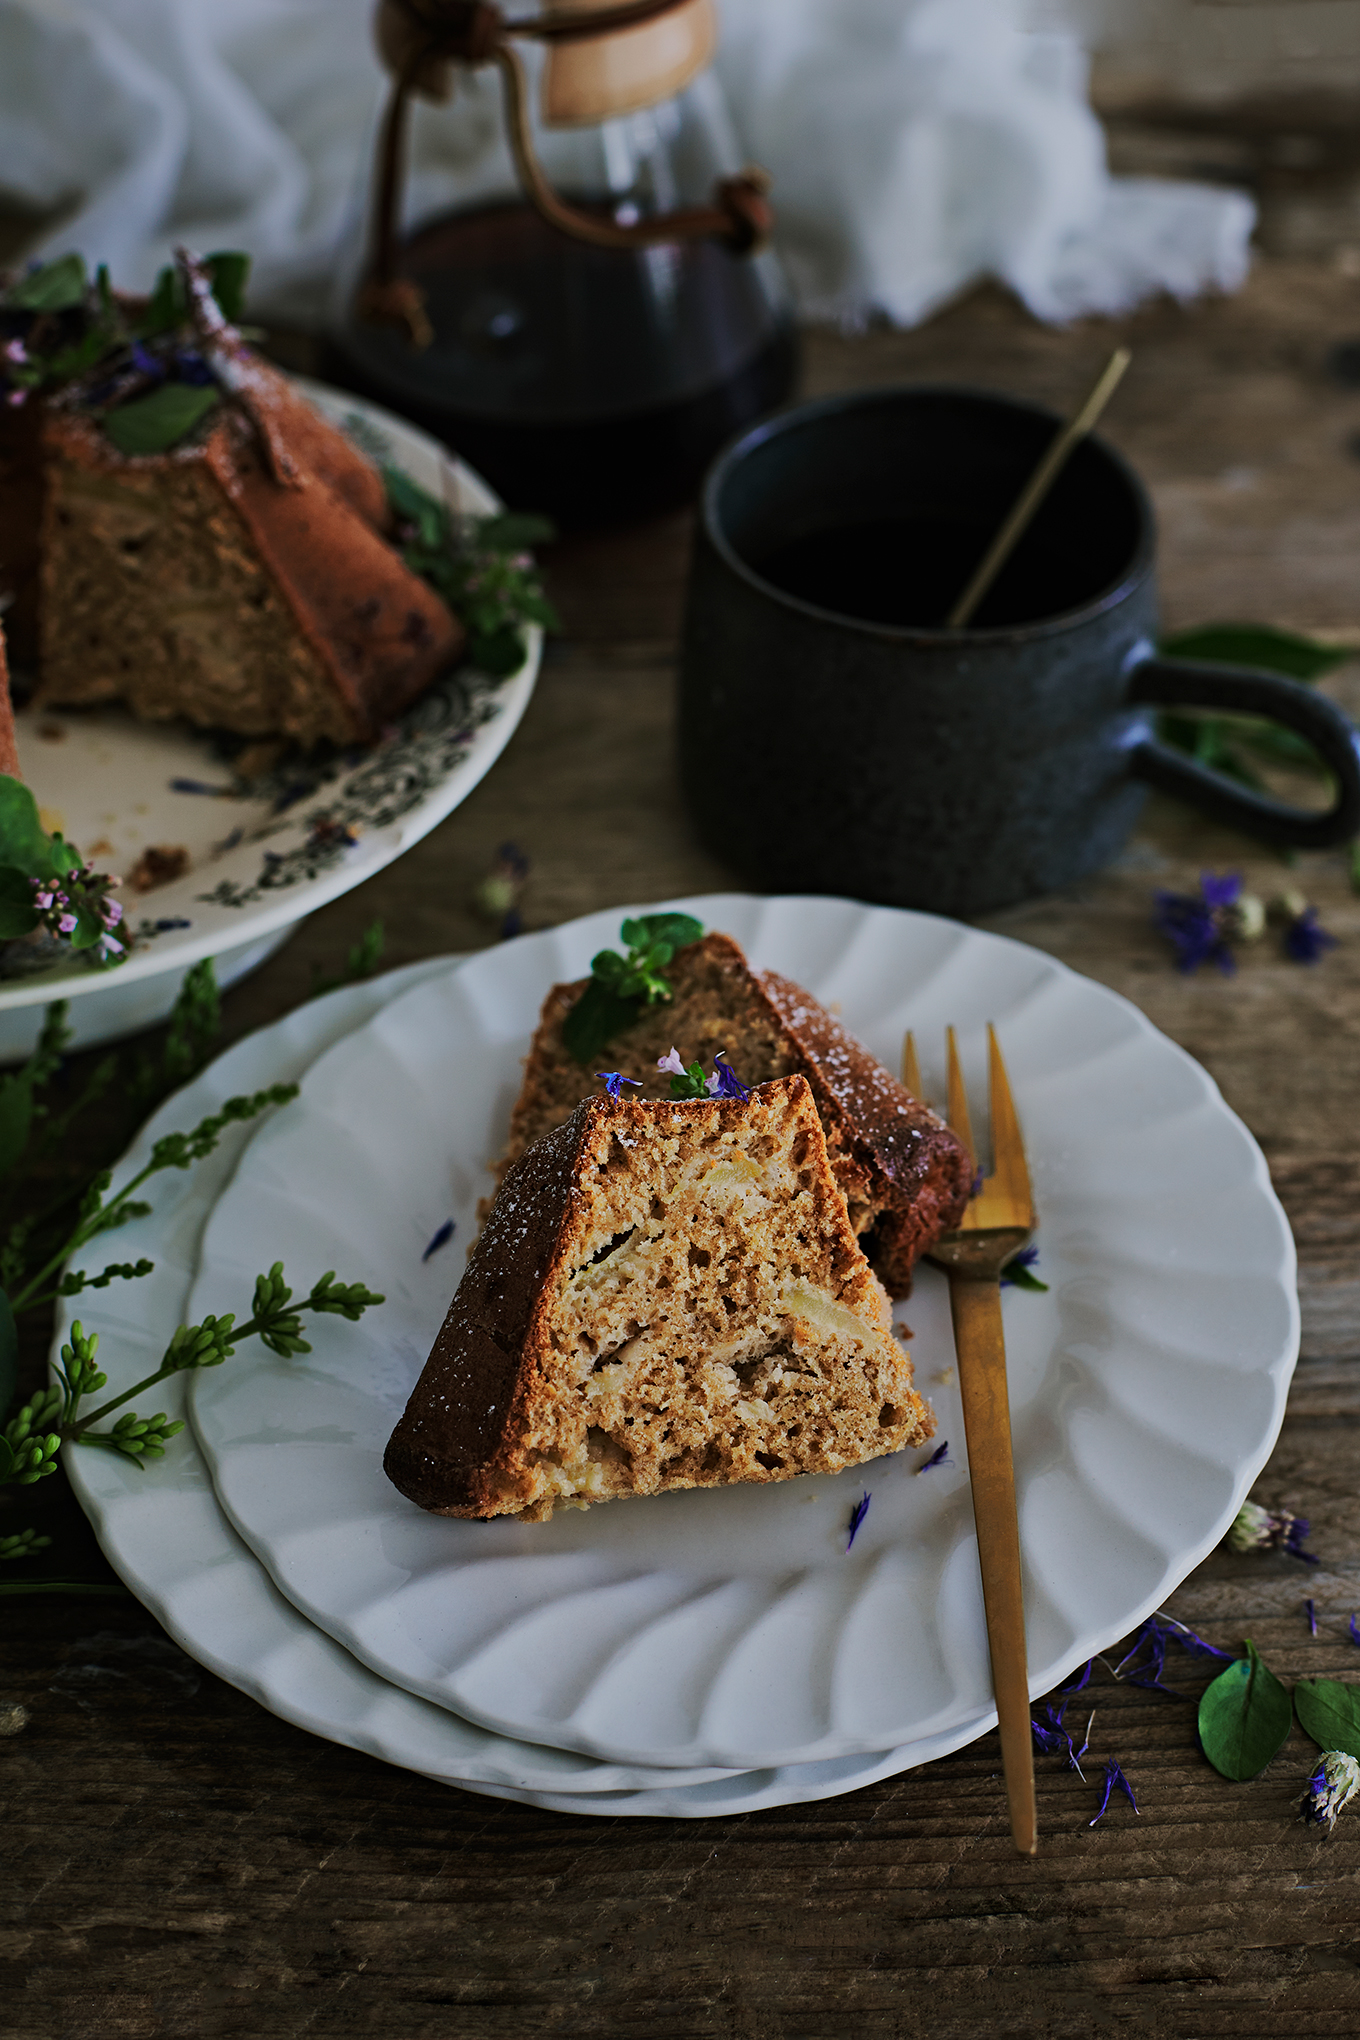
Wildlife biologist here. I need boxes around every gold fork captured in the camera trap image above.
[905,1024,1038,1856]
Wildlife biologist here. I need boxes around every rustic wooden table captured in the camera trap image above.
[6,254,1360,2039]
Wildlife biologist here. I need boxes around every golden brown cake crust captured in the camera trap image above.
[493,932,972,1298]
[385,1075,935,1521]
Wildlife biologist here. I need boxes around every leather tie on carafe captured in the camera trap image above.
[362,0,775,345]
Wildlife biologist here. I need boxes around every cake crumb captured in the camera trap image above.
[129,844,190,892]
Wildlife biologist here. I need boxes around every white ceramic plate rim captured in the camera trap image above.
[187,893,1300,1771]
[2,379,540,1011]
[54,962,994,1815]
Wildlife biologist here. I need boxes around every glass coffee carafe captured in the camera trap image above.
[330,1,796,521]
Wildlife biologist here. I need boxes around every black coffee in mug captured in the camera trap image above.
[678,386,1360,919]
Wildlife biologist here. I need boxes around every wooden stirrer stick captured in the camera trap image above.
[945,347,1132,631]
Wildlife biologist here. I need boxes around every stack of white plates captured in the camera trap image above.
[58,894,1299,1816]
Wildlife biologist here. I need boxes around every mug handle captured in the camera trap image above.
[1126,655,1360,851]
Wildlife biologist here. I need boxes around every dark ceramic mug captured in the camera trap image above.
[678,386,1360,918]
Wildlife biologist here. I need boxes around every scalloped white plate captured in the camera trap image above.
[2,379,539,1061]
[187,894,1299,1772]
[56,960,986,1815]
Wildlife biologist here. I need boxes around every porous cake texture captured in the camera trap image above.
[493,932,973,1298]
[26,357,461,746]
[385,1075,934,1522]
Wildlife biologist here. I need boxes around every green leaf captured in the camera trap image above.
[137,263,185,338]
[621,913,705,954]
[101,383,221,457]
[1294,1678,1360,1762]
[561,977,645,1066]
[1003,1262,1049,1292]
[0,778,63,880]
[382,467,448,552]
[1197,1638,1293,1780]
[5,253,87,312]
[0,865,38,940]
[205,251,250,323]
[468,627,528,678]
[1161,623,1353,683]
[0,1287,17,1423]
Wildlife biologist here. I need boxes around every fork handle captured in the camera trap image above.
[949,1272,1037,1856]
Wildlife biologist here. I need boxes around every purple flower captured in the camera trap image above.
[1350,1613,1360,1650]
[98,935,124,958]
[1089,1760,1139,1826]
[1227,1500,1319,1565]
[1301,1752,1360,1830]
[657,1048,688,1076]
[1306,1598,1317,1636]
[6,388,27,408]
[1153,871,1243,975]
[916,1440,951,1473]
[130,339,163,380]
[845,1491,872,1551]
[57,913,77,934]
[1200,871,1243,911]
[2,337,27,365]
[32,887,52,911]
[597,1072,642,1101]
[1283,905,1336,966]
[102,898,123,927]
[705,1051,752,1102]
[422,1219,455,1263]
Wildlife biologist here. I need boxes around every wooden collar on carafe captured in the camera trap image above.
[361,0,773,346]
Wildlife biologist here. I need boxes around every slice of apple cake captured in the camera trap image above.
[385,1073,934,1522]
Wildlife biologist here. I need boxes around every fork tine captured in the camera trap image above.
[945,1026,976,1162]
[902,1030,924,1102]
[987,1024,1035,1224]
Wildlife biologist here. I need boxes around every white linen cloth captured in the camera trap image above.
[0,0,1255,328]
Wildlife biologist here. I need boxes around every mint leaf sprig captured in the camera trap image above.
[384,468,559,678]
[562,913,705,1066]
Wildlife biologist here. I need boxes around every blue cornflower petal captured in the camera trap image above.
[422,1219,455,1263]
[1089,1760,1139,1826]
[1306,1598,1317,1636]
[1350,1613,1360,1649]
[1284,906,1337,965]
[596,1072,643,1101]
[1199,870,1243,910]
[916,1440,951,1472]
[846,1491,872,1551]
